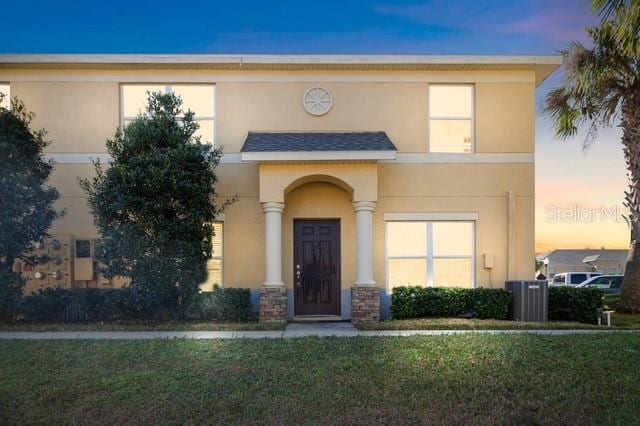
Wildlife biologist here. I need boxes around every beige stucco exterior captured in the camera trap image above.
[1,55,558,318]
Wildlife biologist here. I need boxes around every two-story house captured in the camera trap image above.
[0,54,561,323]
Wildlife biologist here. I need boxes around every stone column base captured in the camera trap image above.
[259,286,288,323]
[351,286,380,326]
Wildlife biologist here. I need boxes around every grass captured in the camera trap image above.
[361,317,608,330]
[367,295,640,331]
[1,334,639,424]
[0,321,284,332]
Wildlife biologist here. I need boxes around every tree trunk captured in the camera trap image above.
[618,98,640,313]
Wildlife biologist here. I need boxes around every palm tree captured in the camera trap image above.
[545,0,640,312]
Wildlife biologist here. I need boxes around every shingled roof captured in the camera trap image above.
[240,132,397,152]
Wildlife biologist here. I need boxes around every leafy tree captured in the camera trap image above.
[545,0,640,312]
[0,95,61,321]
[81,92,231,319]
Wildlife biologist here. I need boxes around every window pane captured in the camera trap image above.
[429,85,473,117]
[388,258,427,289]
[430,119,472,153]
[432,222,473,256]
[212,222,223,258]
[122,85,165,117]
[387,222,427,257]
[193,120,215,144]
[571,274,587,284]
[201,259,223,292]
[75,240,92,258]
[172,85,215,117]
[0,84,9,109]
[433,258,473,288]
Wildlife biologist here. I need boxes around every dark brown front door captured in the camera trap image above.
[294,220,340,316]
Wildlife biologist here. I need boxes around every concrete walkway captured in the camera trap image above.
[0,322,638,340]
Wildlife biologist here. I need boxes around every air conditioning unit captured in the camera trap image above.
[506,280,548,322]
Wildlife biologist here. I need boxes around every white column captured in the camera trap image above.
[353,201,376,286]
[262,202,285,286]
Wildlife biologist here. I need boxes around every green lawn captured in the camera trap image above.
[0,321,284,332]
[364,315,640,330]
[366,295,640,331]
[1,334,639,424]
[362,317,606,330]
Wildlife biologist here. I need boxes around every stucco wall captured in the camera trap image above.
[475,82,535,153]
[11,82,120,153]
[2,68,537,293]
[3,72,536,155]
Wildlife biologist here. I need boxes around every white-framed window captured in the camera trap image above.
[0,84,10,109]
[386,220,475,289]
[429,84,474,153]
[120,84,215,144]
[200,221,224,292]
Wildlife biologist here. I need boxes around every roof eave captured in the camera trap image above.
[0,54,562,85]
[241,150,397,162]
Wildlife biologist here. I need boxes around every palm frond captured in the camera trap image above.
[545,2,638,146]
[592,0,627,17]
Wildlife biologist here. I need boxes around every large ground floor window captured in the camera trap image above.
[386,220,474,289]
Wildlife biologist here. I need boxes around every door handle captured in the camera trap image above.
[295,264,301,286]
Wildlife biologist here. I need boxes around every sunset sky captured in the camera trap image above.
[2,0,629,253]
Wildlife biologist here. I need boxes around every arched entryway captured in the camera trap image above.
[284,181,354,317]
[257,163,380,322]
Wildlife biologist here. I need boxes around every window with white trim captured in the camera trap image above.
[121,84,215,144]
[200,221,224,292]
[429,84,474,153]
[386,221,474,289]
[0,84,10,109]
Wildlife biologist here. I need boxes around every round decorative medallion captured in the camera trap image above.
[303,87,333,116]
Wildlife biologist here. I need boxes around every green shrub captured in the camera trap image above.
[187,287,253,321]
[19,286,254,323]
[391,286,511,320]
[473,287,512,319]
[20,287,71,322]
[19,288,142,322]
[548,287,604,324]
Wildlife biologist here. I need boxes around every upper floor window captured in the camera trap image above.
[429,84,474,153]
[0,84,10,109]
[121,84,215,144]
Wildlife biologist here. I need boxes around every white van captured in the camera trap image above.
[550,272,602,287]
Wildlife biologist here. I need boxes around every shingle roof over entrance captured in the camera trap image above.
[240,132,397,152]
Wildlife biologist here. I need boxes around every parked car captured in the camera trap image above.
[549,272,602,287]
[576,275,624,295]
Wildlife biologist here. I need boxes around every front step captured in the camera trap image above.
[292,315,343,322]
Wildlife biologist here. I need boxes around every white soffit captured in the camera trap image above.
[0,54,562,85]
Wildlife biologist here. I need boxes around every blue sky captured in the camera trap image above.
[2,0,628,251]
[2,0,593,54]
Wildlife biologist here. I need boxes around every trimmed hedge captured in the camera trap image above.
[20,288,140,322]
[186,287,253,321]
[548,287,604,324]
[391,286,511,320]
[19,286,254,323]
